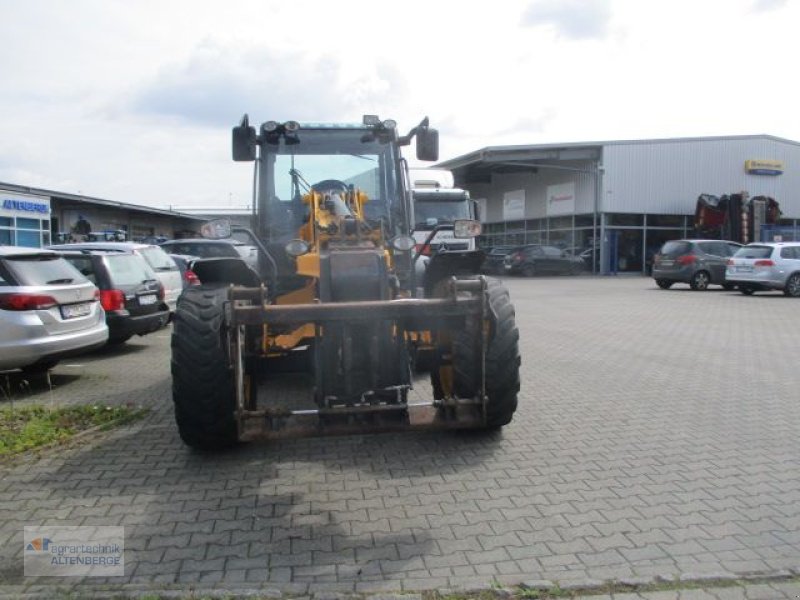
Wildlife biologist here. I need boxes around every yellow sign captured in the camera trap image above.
[745,159,784,175]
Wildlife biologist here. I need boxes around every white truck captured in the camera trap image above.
[409,169,484,298]
[409,168,478,254]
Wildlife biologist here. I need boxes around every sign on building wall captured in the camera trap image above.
[546,182,575,216]
[745,159,783,176]
[0,192,50,216]
[503,190,525,221]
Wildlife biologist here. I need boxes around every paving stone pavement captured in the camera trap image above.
[1,277,799,596]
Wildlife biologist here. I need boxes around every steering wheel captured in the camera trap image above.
[312,179,349,193]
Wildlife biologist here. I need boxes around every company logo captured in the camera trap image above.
[745,159,783,176]
[26,537,53,552]
[2,198,50,213]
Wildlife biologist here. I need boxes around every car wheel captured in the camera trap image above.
[689,271,710,291]
[522,265,536,277]
[783,273,800,297]
[740,286,755,296]
[722,283,736,291]
[655,279,673,289]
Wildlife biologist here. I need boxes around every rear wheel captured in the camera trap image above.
[172,285,238,450]
[655,279,672,289]
[689,271,710,291]
[740,286,755,296]
[522,264,536,277]
[452,279,521,429]
[783,273,800,297]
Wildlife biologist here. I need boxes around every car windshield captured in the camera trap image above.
[414,200,471,229]
[259,128,402,241]
[734,245,773,259]
[139,246,178,271]
[164,242,239,259]
[2,254,87,286]
[105,254,157,286]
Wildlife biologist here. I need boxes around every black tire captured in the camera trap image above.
[784,273,800,297]
[522,264,536,277]
[107,335,131,346]
[689,271,711,291]
[740,286,755,296]
[655,279,673,289]
[171,285,238,450]
[722,283,736,291]
[452,279,521,429]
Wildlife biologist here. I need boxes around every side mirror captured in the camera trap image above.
[416,127,439,162]
[232,114,257,162]
[200,218,232,239]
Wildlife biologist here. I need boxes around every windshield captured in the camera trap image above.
[414,200,471,229]
[734,245,773,259]
[105,254,158,286]
[139,246,178,272]
[2,254,87,286]
[258,128,402,241]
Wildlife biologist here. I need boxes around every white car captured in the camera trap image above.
[0,246,108,372]
[725,242,800,296]
[48,242,183,313]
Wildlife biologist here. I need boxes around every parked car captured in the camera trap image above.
[47,242,182,313]
[482,246,520,275]
[0,246,108,372]
[504,244,582,276]
[159,239,259,269]
[58,249,170,344]
[725,242,800,296]
[652,239,742,290]
[168,254,201,289]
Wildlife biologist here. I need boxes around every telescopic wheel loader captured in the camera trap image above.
[171,115,521,449]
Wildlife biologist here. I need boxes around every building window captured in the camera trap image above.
[607,213,644,227]
[648,214,685,227]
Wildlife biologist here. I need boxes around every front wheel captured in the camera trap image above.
[740,286,755,296]
[452,279,521,429]
[655,279,672,289]
[172,285,238,450]
[783,273,800,297]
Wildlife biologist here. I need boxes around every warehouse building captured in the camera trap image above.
[437,134,800,274]
[0,182,204,247]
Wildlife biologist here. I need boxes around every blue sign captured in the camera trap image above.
[2,198,49,214]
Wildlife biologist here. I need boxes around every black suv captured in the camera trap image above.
[504,244,583,276]
[652,239,742,290]
[58,250,169,344]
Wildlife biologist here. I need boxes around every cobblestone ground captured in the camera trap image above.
[1,277,799,597]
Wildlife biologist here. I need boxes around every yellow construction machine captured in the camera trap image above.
[171,115,520,449]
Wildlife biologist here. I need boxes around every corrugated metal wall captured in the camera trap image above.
[602,137,800,217]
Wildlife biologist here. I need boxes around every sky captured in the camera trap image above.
[0,0,798,209]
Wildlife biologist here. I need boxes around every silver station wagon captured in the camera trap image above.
[725,242,800,296]
[0,246,108,372]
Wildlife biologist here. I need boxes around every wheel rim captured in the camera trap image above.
[788,275,800,296]
[695,273,709,290]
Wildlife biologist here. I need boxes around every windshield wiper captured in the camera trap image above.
[155,266,174,271]
[46,278,74,284]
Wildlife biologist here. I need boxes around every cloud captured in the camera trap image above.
[751,0,787,11]
[127,42,407,127]
[521,0,612,40]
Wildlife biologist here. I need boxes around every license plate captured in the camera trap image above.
[736,266,753,272]
[660,260,674,266]
[61,302,92,319]
[139,294,158,305]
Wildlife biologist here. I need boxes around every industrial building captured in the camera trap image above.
[0,182,204,248]
[438,134,800,274]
